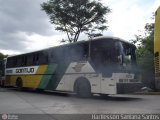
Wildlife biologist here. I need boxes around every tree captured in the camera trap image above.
[130,23,155,89]
[0,52,7,60]
[41,0,111,42]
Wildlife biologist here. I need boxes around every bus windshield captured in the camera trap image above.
[90,38,136,76]
[115,41,136,70]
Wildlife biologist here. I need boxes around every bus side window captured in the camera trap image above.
[21,56,27,66]
[27,54,33,66]
[50,52,55,63]
[49,49,59,63]
[17,56,22,67]
[39,52,48,65]
[91,47,103,64]
[48,51,56,63]
[69,44,84,62]
[11,57,18,67]
[63,46,70,63]
[34,53,39,65]
[6,58,11,68]
[82,43,89,60]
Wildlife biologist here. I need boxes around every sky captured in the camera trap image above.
[0,0,160,55]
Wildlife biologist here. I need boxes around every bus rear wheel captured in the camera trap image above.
[100,94,109,98]
[16,78,23,90]
[74,78,91,98]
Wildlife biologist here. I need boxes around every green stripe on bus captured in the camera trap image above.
[45,62,69,90]
[38,64,57,89]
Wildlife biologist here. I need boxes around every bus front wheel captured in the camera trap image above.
[74,77,91,98]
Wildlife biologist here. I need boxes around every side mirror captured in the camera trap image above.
[118,55,123,64]
[124,55,131,63]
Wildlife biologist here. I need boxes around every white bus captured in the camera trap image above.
[4,36,141,97]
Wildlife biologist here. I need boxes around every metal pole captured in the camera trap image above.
[88,36,93,61]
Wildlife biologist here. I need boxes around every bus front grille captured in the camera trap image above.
[116,83,142,94]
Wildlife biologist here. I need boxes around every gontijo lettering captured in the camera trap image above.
[16,68,34,73]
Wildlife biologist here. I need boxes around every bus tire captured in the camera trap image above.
[74,77,91,98]
[100,94,109,98]
[36,88,44,93]
[16,78,23,90]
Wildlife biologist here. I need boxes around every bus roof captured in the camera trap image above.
[7,36,135,58]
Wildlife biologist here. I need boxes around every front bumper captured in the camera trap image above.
[117,83,142,94]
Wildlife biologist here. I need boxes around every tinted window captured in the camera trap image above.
[27,54,34,66]
[39,52,48,64]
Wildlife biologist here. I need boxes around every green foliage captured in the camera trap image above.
[0,52,6,60]
[130,23,155,89]
[0,53,5,60]
[41,0,111,42]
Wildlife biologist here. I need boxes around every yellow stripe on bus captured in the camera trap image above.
[36,65,47,74]
[6,65,48,89]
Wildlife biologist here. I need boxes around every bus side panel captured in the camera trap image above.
[5,76,16,87]
[55,62,102,93]
[154,7,160,90]
[5,64,58,89]
[23,75,42,88]
[45,63,69,91]
[5,75,43,89]
[38,64,57,89]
